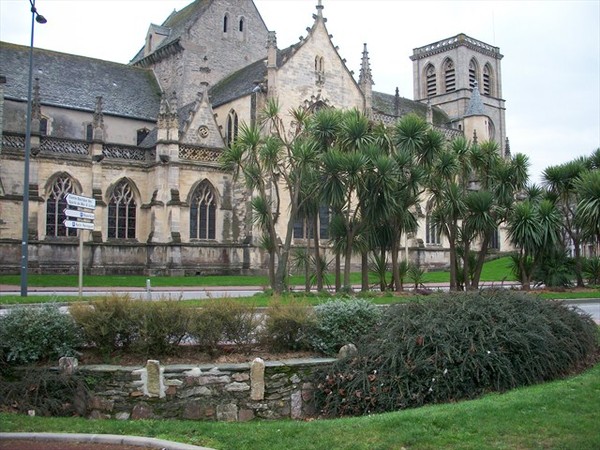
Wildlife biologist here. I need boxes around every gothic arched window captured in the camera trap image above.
[469,58,479,89]
[46,175,77,237]
[190,181,217,240]
[425,64,436,97]
[483,64,494,96]
[425,201,441,245]
[443,59,456,93]
[108,180,136,239]
[226,110,238,146]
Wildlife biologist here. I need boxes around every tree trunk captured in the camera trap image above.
[312,216,323,291]
[361,251,369,292]
[391,239,402,292]
[470,233,490,289]
[448,227,458,291]
[335,252,341,293]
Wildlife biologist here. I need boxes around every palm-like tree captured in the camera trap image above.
[574,168,600,255]
[220,99,321,293]
[543,160,588,286]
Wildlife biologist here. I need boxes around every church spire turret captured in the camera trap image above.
[358,43,374,117]
[465,81,485,116]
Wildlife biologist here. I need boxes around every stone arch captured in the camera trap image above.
[443,58,456,93]
[44,172,82,238]
[483,63,494,96]
[423,63,437,97]
[106,178,140,239]
[469,58,480,89]
[188,179,219,240]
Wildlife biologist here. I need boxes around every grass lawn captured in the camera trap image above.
[0,256,519,288]
[1,363,599,449]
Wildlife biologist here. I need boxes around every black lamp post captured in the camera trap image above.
[20,0,46,297]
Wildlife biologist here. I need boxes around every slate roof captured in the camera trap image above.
[209,57,267,107]
[130,0,212,65]
[372,91,450,126]
[207,46,310,107]
[465,81,485,117]
[0,42,162,120]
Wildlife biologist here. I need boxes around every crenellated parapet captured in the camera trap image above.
[411,33,503,60]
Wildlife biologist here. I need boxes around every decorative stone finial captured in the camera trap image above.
[266,30,277,49]
[358,43,374,86]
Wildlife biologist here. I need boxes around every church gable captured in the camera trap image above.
[271,2,364,114]
[180,90,225,148]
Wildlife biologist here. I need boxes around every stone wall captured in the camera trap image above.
[58,357,336,422]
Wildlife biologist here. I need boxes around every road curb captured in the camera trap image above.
[0,432,215,450]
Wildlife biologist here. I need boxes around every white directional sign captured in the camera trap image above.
[64,208,95,220]
[66,193,96,210]
[64,220,95,230]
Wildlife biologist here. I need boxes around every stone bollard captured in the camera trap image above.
[338,343,358,359]
[250,357,265,400]
[58,356,78,375]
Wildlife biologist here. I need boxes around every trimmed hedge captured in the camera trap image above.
[314,290,599,417]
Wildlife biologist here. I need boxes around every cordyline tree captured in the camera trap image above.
[220,98,320,294]
[542,157,590,287]
[426,130,529,291]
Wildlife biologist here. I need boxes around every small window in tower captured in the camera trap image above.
[483,64,493,96]
[239,17,244,32]
[39,117,48,136]
[425,64,436,97]
[469,59,479,89]
[223,14,229,33]
[85,123,93,142]
[444,59,455,93]
[226,110,238,146]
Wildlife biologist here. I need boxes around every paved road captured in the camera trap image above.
[1,284,598,322]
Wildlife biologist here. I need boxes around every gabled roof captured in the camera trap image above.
[0,42,161,120]
[372,91,450,125]
[130,0,213,65]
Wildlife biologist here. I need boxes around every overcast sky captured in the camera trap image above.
[1,0,598,184]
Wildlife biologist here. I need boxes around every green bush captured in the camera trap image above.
[583,256,600,285]
[190,303,226,356]
[0,305,82,365]
[309,298,382,356]
[132,300,190,357]
[0,368,90,417]
[70,295,137,357]
[261,298,316,352]
[190,298,260,354]
[314,290,598,417]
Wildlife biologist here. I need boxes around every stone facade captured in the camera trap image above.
[0,1,510,275]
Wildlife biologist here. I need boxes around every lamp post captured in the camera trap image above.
[20,0,46,297]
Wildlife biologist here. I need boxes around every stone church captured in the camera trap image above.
[0,0,508,276]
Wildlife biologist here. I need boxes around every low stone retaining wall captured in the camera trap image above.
[57,356,336,422]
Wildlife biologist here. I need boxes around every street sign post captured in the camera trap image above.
[64,194,96,296]
[63,219,94,231]
[64,209,95,220]
[66,193,96,210]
